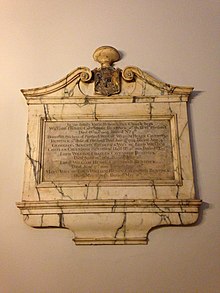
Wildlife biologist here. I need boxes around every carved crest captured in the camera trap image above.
[93,67,121,96]
[93,46,121,96]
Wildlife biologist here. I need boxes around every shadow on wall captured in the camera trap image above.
[188,90,209,225]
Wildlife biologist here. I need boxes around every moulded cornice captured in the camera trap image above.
[21,67,92,98]
[21,66,193,100]
[122,66,193,95]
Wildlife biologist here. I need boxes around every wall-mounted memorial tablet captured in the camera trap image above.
[17,46,202,245]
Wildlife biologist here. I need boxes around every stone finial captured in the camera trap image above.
[93,46,120,68]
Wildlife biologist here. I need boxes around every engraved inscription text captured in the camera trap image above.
[42,120,174,181]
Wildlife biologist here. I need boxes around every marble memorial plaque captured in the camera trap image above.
[17,46,202,245]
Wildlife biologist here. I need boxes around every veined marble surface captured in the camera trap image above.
[17,46,202,245]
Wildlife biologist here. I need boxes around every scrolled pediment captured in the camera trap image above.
[22,46,193,103]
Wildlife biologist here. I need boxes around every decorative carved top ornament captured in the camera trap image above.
[93,46,121,96]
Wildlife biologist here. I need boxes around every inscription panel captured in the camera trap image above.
[42,120,175,182]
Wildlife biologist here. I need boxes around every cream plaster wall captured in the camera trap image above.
[0,1,219,292]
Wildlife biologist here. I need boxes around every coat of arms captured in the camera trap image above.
[93,46,121,96]
[93,67,121,96]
